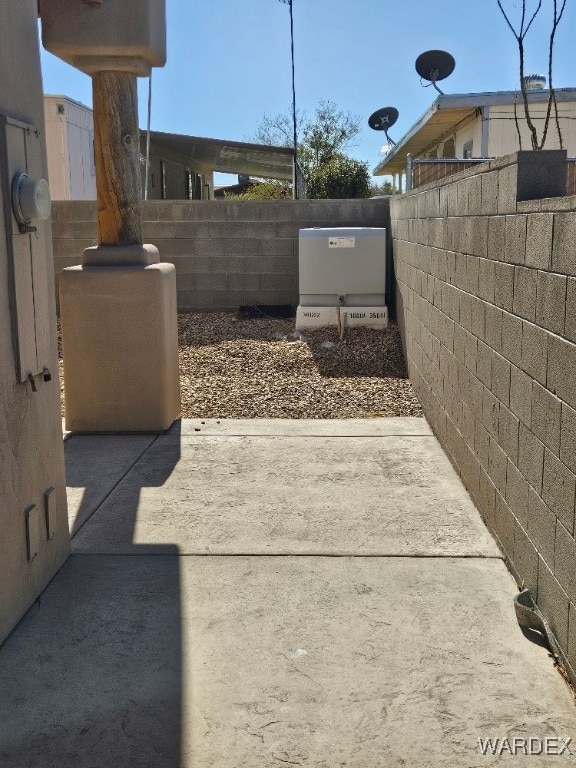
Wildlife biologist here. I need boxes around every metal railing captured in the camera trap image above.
[407,154,576,197]
[406,155,491,191]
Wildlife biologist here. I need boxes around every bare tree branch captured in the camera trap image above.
[546,0,567,148]
[518,32,540,149]
[496,0,568,152]
[538,0,566,148]
[497,0,521,36]
[524,0,543,34]
[497,0,542,149]
[513,96,523,150]
[552,89,563,147]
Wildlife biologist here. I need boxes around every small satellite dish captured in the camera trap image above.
[415,50,455,95]
[368,107,399,146]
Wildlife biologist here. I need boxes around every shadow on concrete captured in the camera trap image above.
[0,424,184,768]
[0,552,182,768]
[66,423,181,541]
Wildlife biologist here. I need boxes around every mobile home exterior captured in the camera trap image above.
[44,94,96,200]
[374,87,576,188]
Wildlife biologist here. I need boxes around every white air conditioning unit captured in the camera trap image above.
[296,227,388,330]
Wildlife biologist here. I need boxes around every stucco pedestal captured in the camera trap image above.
[60,257,180,432]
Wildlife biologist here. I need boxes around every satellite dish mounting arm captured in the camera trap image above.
[384,129,397,147]
[429,69,445,95]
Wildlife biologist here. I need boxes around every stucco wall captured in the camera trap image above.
[52,198,390,312]
[0,1,69,645]
[391,152,576,679]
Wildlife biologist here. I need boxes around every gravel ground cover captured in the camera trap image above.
[177,312,421,418]
[59,313,422,419]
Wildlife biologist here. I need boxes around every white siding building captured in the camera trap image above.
[44,94,96,200]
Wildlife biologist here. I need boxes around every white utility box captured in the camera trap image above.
[296,227,387,330]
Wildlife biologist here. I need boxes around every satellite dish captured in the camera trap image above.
[368,107,399,146]
[415,50,455,95]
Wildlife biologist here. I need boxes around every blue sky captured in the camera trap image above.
[39,0,576,183]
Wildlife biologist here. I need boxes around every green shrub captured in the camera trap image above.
[306,154,371,199]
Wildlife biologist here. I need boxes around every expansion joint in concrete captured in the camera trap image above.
[72,552,505,560]
[69,434,160,540]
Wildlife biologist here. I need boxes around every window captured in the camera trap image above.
[463,140,473,159]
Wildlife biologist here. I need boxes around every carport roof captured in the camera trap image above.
[145,130,295,180]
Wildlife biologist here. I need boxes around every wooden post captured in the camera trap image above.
[92,71,142,246]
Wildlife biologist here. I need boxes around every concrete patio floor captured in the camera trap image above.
[1,418,575,767]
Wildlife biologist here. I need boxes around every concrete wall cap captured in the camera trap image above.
[82,243,160,266]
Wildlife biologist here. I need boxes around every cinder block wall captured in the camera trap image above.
[391,152,576,679]
[52,199,389,311]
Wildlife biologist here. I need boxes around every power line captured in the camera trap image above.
[279,0,298,197]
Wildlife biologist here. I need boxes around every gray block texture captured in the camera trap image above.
[390,152,576,685]
[52,199,390,312]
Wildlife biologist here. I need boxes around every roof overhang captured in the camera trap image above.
[142,130,295,180]
[373,87,576,176]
